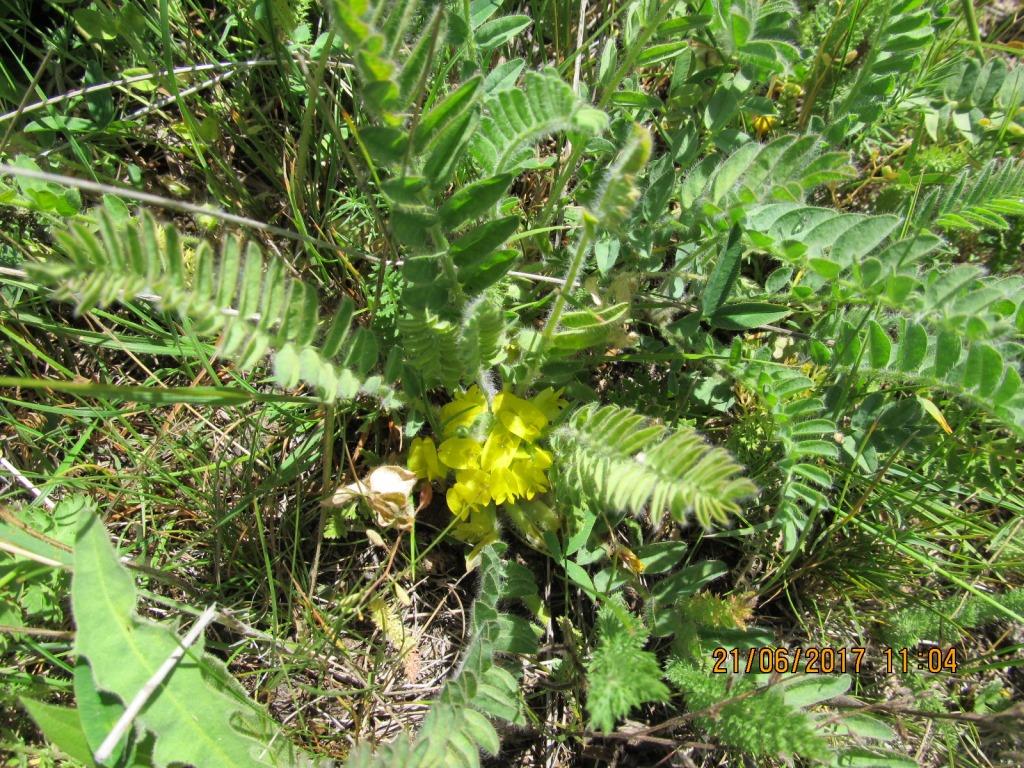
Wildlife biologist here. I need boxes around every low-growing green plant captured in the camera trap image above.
[2,0,1022,766]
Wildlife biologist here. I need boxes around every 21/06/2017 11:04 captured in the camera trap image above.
[711,646,960,675]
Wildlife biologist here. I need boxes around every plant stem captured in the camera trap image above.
[518,222,594,393]
[960,0,984,58]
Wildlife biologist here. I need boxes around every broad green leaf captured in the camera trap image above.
[701,225,743,316]
[381,176,429,205]
[397,9,444,104]
[423,110,480,190]
[320,298,356,359]
[655,15,711,37]
[551,303,630,351]
[649,560,727,604]
[992,366,1021,405]
[72,499,282,767]
[633,541,687,574]
[789,419,835,436]
[0,509,72,568]
[360,126,408,165]
[637,40,691,66]
[792,463,831,487]
[831,215,899,265]
[974,343,1003,396]
[460,709,500,756]
[709,301,791,330]
[836,714,897,742]
[450,216,519,268]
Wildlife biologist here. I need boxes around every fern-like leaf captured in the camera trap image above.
[915,158,1024,233]
[679,134,852,218]
[29,212,398,406]
[469,71,608,176]
[551,404,756,527]
[586,597,669,733]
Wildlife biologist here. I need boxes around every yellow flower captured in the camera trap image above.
[452,504,499,544]
[752,114,778,136]
[493,391,549,441]
[488,466,526,505]
[480,423,520,471]
[437,437,482,470]
[440,385,487,438]
[531,387,568,422]
[419,387,561,529]
[446,468,491,518]
[408,437,445,481]
[507,458,549,499]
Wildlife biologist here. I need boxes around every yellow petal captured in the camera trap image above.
[530,446,553,470]
[508,458,549,497]
[480,423,521,471]
[437,437,482,470]
[455,468,493,507]
[488,467,516,505]
[440,385,487,438]
[530,387,567,422]
[494,391,548,441]
[446,485,469,518]
[408,437,446,481]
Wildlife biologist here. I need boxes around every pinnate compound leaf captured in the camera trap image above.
[552,404,756,528]
[71,498,286,767]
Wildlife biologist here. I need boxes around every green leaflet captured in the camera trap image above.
[474,14,531,50]
[438,173,515,230]
[413,75,482,154]
[701,224,743,316]
[71,498,285,768]
[708,301,791,330]
[551,302,630,352]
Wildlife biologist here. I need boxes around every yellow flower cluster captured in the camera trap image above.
[408,386,565,520]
